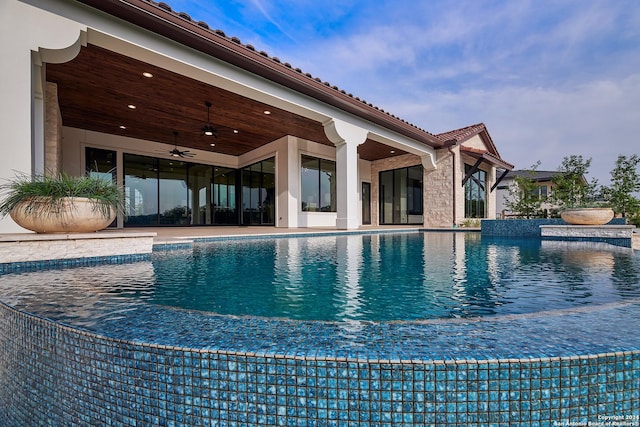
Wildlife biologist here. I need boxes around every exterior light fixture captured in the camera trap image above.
[202,101,217,137]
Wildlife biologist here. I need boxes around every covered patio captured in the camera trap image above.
[1,0,511,234]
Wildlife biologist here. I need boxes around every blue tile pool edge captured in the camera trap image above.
[1,301,638,425]
[0,253,151,275]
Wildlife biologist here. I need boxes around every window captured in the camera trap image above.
[362,182,371,225]
[212,167,237,225]
[122,153,276,226]
[464,165,486,218]
[379,165,423,225]
[241,157,275,225]
[539,185,548,200]
[86,147,117,227]
[301,155,336,212]
[124,154,159,226]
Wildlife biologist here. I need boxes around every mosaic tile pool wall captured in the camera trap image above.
[1,303,639,426]
[481,218,626,238]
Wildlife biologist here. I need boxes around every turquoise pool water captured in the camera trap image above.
[2,232,639,326]
[146,232,640,321]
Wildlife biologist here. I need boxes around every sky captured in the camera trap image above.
[167,0,640,186]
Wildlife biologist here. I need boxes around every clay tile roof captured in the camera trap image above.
[435,123,488,143]
[79,0,442,147]
[436,123,513,169]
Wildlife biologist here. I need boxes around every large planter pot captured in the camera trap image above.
[560,207,614,226]
[10,197,115,233]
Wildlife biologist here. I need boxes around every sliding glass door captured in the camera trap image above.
[379,165,423,225]
[117,151,276,227]
[241,157,275,225]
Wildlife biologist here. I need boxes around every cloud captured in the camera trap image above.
[173,0,640,186]
[394,74,640,184]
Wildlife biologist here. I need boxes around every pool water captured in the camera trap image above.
[2,232,639,325]
[147,232,640,321]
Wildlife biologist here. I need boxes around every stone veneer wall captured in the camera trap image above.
[45,82,63,174]
[0,232,156,265]
[424,148,455,227]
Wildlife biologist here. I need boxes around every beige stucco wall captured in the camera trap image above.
[462,134,486,150]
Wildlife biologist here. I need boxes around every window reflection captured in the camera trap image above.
[159,159,188,225]
[301,155,336,212]
[213,167,236,225]
[379,165,423,224]
[124,154,159,226]
[464,165,486,218]
[241,157,275,225]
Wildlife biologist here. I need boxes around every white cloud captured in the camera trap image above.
[175,0,640,186]
[395,74,640,184]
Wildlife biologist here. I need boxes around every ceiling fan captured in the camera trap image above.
[169,131,195,158]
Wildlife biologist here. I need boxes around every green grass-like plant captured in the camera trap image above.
[0,172,125,219]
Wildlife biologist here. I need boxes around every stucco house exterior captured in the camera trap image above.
[0,0,513,233]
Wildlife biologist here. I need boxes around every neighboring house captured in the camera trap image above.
[0,0,513,232]
[496,170,563,218]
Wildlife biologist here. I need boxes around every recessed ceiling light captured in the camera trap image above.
[128,104,136,109]
[390,150,396,154]
[210,143,216,147]
[233,129,239,134]
[263,110,271,115]
[119,125,127,129]
[142,72,153,78]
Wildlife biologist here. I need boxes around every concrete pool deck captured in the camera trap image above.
[0,224,636,271]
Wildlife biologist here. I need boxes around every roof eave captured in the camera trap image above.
[74,0,444,148]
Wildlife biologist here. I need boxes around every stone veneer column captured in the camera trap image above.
[323,119,368,229]
[45,82,63,174]
[423,148,456,227]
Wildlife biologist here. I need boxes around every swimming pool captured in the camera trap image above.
[1,231,639,425]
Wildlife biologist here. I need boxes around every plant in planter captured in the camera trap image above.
[0,172,125,233]
[551,155,613,225]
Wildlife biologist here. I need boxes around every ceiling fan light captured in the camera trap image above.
[202,102,219,137]
[202,124,217,137]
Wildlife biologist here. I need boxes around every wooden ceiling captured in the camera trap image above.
[46,44,407,161]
